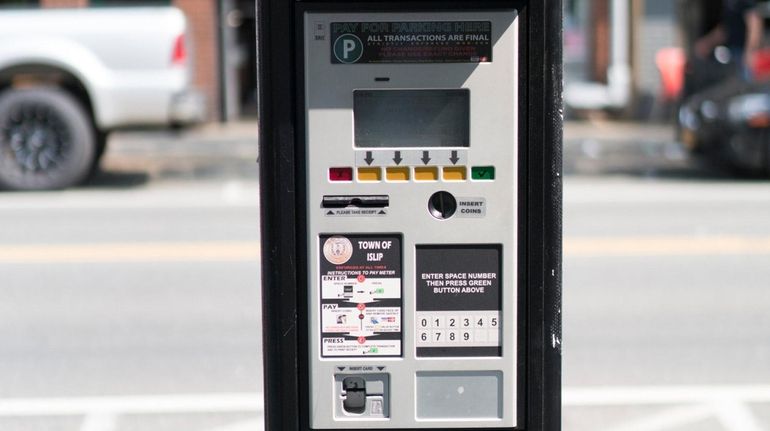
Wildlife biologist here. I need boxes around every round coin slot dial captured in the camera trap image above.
[428,191,457,220]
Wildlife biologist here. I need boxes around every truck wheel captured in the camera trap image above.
[0,87,95,190]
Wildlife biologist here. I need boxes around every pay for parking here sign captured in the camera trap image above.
[330,21,493,64]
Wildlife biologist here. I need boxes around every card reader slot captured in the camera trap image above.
[322,195,389,208]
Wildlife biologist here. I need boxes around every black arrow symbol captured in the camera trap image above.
[364,151,374,166]
[337,366,346,371]
[393,151,402,165]
[421,151,431,165]
[378,210,386,215]
[326,210,335,215]
[377,366,385,371]
[449,150,460,165]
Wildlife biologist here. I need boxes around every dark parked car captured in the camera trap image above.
[676,0,770,175]
[679,76,770,174]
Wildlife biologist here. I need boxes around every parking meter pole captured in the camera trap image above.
[258,1,562,430]
[526,3,563,429]
[256,0,303,430]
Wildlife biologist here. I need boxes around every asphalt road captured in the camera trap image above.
[564,123,770,430]
[0,127,263,431]
[1,122,769,431]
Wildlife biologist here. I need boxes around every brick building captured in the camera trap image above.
[3,0,257,122]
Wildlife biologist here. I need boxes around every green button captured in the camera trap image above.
[471,166,495,180]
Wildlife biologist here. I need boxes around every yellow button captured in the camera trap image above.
[414,166,438,181]
[385,167,410,182]
[443,166,467,181]
[357,167,381,182]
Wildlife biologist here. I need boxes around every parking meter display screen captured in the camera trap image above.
[354,89,469,148]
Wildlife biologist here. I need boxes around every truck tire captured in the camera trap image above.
[0,87,95,190]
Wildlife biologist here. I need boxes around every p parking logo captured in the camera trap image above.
[333,34,363,63]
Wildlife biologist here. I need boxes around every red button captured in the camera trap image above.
[329,167,353,182]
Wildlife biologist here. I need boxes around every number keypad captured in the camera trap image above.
[415,311,500,348]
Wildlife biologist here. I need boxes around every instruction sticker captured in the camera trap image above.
[320,234,402,357]
[415,244,502,357]
[331,21,493,64]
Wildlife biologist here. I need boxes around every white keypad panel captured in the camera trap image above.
[415,311,500,348]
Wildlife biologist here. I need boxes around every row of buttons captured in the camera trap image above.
[417,328,501,346]
[417,314,499,329]
[328,166,495,182]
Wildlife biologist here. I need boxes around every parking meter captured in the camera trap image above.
[258,1,562,430]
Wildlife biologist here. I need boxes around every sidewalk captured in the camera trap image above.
[563,120,704,178]
[97,121,259,185]
[565,120,675,144]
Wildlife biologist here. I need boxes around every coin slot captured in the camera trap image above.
[428,191,457,220]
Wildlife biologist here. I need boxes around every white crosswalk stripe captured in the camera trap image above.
[565,385,770,431]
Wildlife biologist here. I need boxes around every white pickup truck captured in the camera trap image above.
[0,7,205,190]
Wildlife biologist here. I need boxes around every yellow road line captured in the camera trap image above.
[565,236,770,257]
[0,241,260,264]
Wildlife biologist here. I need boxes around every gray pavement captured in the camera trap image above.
[564,179,770,385]
[1,120,769,430]
[563,121,770,430]
[564,120,734,179]
[0,124,262,431]
[90,122,259,187]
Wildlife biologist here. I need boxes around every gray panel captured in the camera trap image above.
[416,371,502,419]
[305,10,519,429]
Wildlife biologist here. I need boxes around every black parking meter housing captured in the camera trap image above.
[257,1,562,430]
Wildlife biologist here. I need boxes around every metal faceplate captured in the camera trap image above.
[304,10,519,429]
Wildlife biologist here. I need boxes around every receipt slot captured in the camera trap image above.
[258,1,562,430]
